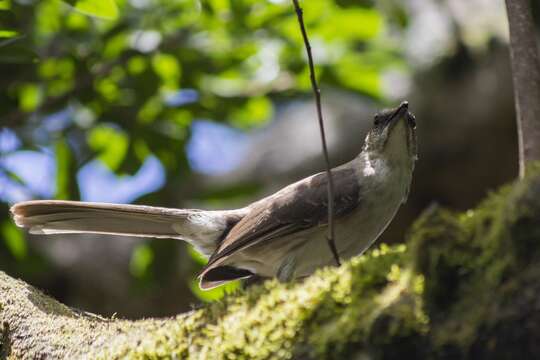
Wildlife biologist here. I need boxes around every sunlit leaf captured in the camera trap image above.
[318,8,382,41]
[127,56,147,75]
[1,221,27,260]
[187,245,208,266]
[0,0,11,10]
[36,0,61,35]
[65,12,89,30]
[152,53,181,89]
[333,54,384,98]
[208,0,229,13]
[0,30,18,38]
[37,58,75,96]
[103,33,127,59]
[18,83,42,112]
[95,78,120,102]
[137,96,162,124]
[87,124,128,171]
[189,278,240,303]
[63,0,119,20]
[54,139,71,200]
[230,96,273,129]
[39,58,74,79]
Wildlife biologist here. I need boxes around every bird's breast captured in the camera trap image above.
[292,162,412,277]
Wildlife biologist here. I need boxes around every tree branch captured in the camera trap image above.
[505,0,540,178]
[0,247,416,359]
[291,0,340,266]
[3,171,540,358]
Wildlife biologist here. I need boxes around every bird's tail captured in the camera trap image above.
[10,200,245,256]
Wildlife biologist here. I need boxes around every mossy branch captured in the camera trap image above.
[3,169,540,358]
[0,247,420,359]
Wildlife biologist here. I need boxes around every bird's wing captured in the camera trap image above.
[199,166,361,287]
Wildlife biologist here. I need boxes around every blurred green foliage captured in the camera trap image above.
[65,0,119,20]
[130,243,154,278]
[1,220,26,260]
[0,0,405,303]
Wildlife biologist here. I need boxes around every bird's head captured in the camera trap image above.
[362,101,417,163]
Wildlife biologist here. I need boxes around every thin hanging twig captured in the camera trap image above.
[504,0,540,178]
[291,0,340,266]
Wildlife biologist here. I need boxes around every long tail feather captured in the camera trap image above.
[11,200,245,256]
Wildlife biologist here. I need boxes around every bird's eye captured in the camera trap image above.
[374,116,381,126]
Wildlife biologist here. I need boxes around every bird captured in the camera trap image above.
[10,101,417,290]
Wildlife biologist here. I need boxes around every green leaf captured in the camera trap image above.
[137,96,162,124]
[65,12,90,30]
[333,54,383,98]
[1,221,27,260]
[230,96,273,129]
[63,0,119,20]
[0,30,18,38]
[18,83,43,112]
[0,0,11,10]
[127,56,147,75]
[189,278,240,303]
[95,78,120,102]
[318,8,382,41]
[187,245,208,266]
[103,33,127,59]
[87,124,128,171]
[152,53,181,89]
[54,139,71,200]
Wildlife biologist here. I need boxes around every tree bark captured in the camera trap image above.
[505,0,540,178]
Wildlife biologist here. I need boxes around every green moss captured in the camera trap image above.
[3,169,540,358]
[0,322,6,358]
[0,243,421,359]
[407,167,540,357]
[94,244,421,359]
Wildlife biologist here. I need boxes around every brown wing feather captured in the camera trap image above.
[200,167,361,281]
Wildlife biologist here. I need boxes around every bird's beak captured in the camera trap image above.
[382,101,409,129]
[393,101,409,120]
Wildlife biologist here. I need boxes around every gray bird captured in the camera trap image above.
[11,102,417,290]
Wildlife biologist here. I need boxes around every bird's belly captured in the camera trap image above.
[291,196,403,278]
[230,229,319,278]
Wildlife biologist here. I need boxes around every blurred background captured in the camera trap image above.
[0,0,530,318]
